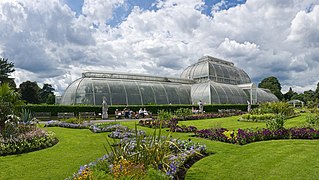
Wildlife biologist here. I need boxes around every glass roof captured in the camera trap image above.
[180,56,251,85]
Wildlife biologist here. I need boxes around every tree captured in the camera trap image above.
[0,58,16,89]
[315,82,319,100]
[283,87,297,101]
[39,84,55,104]
[19,81,41,104]
[303,90,316,105]
[258,76,283,100]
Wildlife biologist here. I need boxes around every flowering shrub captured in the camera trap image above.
[44,120,91,129]
[0,128,58,156]
[195,127,319,145]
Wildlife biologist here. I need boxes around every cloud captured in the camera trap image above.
[0,0,319,96]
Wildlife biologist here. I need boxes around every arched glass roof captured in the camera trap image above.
[61,72,192,105]
[181,56,251,85]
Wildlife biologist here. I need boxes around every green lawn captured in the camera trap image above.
[0,114,316,179]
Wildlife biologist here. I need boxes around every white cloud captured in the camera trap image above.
[0,0,319,95]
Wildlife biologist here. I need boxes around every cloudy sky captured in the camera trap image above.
[0,0,318,95]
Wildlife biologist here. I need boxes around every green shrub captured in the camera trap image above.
[240,113,276,122]
[266,115,286,131]
[252,102,295,117]
[174,108,192,120]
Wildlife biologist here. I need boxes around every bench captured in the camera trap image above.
[57,112,75,119]
[33,112,51,121]
[79,112,96,119]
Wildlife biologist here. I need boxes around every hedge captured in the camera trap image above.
[20,104,257,117]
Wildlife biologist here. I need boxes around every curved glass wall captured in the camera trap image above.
[61,77,191,105]
[191,82,278,105]
[191,82,247,104]
[256,88,279,103]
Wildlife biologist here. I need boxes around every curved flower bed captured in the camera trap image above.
[195,127,319,145]
[0,128,58,156]
[44,120,91,129]
[68,138,207,179]
[89,123,123,133]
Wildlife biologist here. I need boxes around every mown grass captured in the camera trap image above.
[0,113,316,179]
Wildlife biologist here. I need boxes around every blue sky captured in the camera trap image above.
[0,0,318,94]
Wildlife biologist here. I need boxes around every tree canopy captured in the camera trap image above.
[19,81,41,104]
[258,76,283,100]
[0,58,16,88]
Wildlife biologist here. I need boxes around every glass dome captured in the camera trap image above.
[61,72,193,105]
[181,56,251,85]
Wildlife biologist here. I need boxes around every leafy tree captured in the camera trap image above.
[0,83,24,134]
[303,90,315,105]
[283,87,297,101]
[39,83,55,104]
[19,81,41,104]
[315,82,319,100]
[258,76,283,100]
[0,58,16,89]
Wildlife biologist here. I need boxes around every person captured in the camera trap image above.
[138,108,144,118]
[124,108,129,119]
[115,109,122,119]
[198,100,203,114]
[143,108,149,116]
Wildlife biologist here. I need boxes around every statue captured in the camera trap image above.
[247,100,251,113]
[102,96,108,119]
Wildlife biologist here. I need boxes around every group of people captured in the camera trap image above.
[114,107,151,119]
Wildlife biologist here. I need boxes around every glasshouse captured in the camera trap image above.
[60,56,278,105]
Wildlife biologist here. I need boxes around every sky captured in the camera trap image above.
[0,0,319,95]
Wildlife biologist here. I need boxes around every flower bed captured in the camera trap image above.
[195,127,319,145]
[89,123,123,133]
[0,128,58,156]
[44,120,91,129]
[68,138,207,179]
[108,126,146,139]
[173,111,244,121]
[170,125,198,133]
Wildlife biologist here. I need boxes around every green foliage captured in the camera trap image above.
[64,117,85,124]
[258,76,283,100]
[240,113,276,122]
[266,115,286,131]
[0,58,15,85]
[157,109,173,121]
[19,81,41,104]
[283,87,297,101]
[174,108,192,120]
[20,108,33,124]
[39,84,55,104]
[145,168,170,180]
[305,111,319,129]
[0,83,24,135]
[250,102,295,117]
